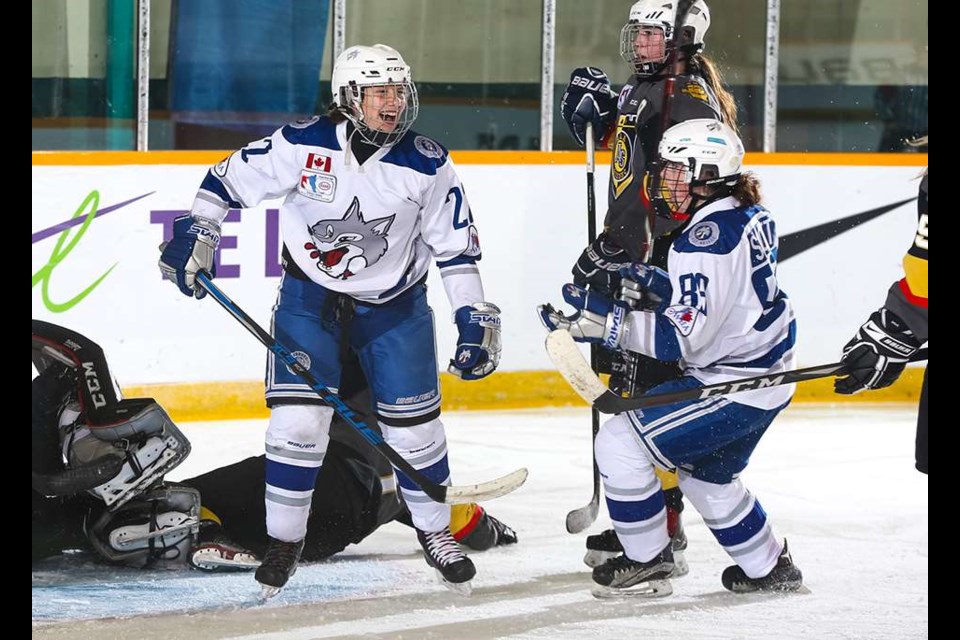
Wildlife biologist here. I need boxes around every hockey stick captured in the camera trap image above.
[565,121,602,534]
[546,329,928,414]
[195,272,528,504]
[645,0,696,240]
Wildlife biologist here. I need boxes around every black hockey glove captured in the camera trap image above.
[571,233,631,296]
[834,308,921,394]
[560,67,618,147]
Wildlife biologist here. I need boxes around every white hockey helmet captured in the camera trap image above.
[331,44,419,146]
[658,118,743,185]
[620,0,711,76]
[648,118,743,227]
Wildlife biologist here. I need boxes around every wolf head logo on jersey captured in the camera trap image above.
[305,196,395,280]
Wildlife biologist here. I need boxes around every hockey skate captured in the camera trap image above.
[721,538,803,594]
[417,527,476,596]
[189,520,259,572]
[486,512,518,546]
[459,509,519,551]
[584,513,688,578]
[254,537,304,600]
[590,544,674,599]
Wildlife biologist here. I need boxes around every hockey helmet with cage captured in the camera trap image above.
[620,0,711,76]
[331,44,419,146]
[646,118,743,230]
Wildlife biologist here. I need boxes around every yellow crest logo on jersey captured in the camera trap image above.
[681,81,709,103]
[612,115,635,198]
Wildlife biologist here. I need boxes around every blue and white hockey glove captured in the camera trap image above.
[834,308,921,394]
[538,284,631,350]
[619,263,673,312]
[449,303,502,381]
[158,215,221,299]
[560,67,618,147]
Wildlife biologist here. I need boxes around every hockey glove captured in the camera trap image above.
[619,263,673,312]
[158,215,221,299]
[560,67,618,147]
[449,302,502,380]
[571,232,632,295]
[538,284,631,350]
[834,308,921,394]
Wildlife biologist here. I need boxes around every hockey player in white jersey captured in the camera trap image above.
[158,44,502,598]
[539,119,803,597]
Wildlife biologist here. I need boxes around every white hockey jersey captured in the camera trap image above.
[623,196,797,409]
[189,116,483,306]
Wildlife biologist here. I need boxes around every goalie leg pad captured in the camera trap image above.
[85,484,200,568]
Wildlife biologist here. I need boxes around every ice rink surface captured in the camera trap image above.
[32,403,927,639]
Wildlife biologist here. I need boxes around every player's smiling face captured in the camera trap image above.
[361,84,405,132]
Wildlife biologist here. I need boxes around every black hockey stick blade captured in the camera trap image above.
[546,330,928,414]
[196,273,528,504]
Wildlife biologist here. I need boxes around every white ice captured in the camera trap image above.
[32,403,927,639]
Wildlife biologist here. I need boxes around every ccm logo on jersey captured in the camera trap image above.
[306,153,332,172]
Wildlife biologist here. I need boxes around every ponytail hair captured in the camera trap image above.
[732,172,762,205]
[689,54,739,136]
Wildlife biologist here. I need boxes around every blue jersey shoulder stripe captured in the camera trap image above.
[673,204,766,256]
[381,130,447,176]
[280,116,341,150]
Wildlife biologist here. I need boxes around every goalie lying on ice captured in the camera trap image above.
[32,320,517,571]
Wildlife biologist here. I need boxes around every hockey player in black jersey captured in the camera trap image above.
[835,140,927,475]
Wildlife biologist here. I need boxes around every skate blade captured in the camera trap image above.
[258,585,282,602]
[583,549,619,569]
[434,569,473,596]
[591,578,673,599]
[669,550,689,578]
[192,548,260,572]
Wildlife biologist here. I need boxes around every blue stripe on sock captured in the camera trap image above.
[711,500,769,547]
[265,459,321,492]
[605,492,666,523]
[395,455,450,491]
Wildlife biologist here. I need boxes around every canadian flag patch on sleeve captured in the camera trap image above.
[663,305,700,336]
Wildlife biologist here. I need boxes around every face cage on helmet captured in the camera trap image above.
[620,22,673,76]
[650,159,693,220]
[340,81,419,147]
[651,159,740,222]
